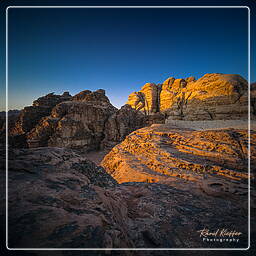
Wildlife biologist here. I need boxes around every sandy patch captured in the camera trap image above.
[165,119,255,131]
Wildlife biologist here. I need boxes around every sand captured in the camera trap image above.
[165,119,255,131]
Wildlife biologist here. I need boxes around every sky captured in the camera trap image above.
[0,6,251,110]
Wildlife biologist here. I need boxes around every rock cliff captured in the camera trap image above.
[127,73,252,120]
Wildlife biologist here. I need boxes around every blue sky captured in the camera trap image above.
[0,6,251,110]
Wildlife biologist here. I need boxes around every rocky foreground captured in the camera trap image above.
[102,125,255,187]
[0,145,254,251]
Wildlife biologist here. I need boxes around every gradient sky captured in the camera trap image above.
[0,6,252,110]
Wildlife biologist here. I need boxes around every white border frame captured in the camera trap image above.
[5,5,251,251]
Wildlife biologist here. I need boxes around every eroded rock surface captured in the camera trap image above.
[102,124,255,196]
[0,146,252,251]
[127,73,252,120]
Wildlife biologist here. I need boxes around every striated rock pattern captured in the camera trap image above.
[101,104,146,149]
[102,124,255,195]
[0,146,252,250]
[127,73,252,120]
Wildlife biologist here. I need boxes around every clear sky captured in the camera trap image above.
[0,6,251,110]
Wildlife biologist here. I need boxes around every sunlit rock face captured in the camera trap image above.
[127,82,162,115]
[127,73,251,120]
[102,124,254,194]
[0,146,251,250]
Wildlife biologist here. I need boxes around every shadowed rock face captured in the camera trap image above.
[7,89,146,151]
[0,146,252,251]
[127,73,252,120]
[5,92,72,148]
[0,110,21,146]
[101,104,146,149]
[11,92,72,136]
[27,89,117,150]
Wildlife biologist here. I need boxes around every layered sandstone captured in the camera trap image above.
[127,83,161,115]
[0,146,252,250]
[127,73,252,120]
[102,124,255,196]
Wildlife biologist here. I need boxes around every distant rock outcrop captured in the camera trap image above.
[0,146,252,250]
[26,90,146,150]
[4,73,254,150]
[127,73,252,121]
[0,110,20,133]
[27,89,117,150]
[12,92,72,135]
[251,82,256,116]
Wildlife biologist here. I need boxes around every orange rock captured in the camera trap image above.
[101,124,254,197]
[127,73,251,121]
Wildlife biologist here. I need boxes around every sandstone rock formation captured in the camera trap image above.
[251,82,256,116]
[27,89,117,150]
[127,73,252,121]
[5,92,72,148]
[127,83,161,115]
[26,90,147,151]
[102,124,255,195]
[10,92,72,136]
[4,89,144,150]
[101,104,146,149]
[0,110,20,132]
[0,146,252,250]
